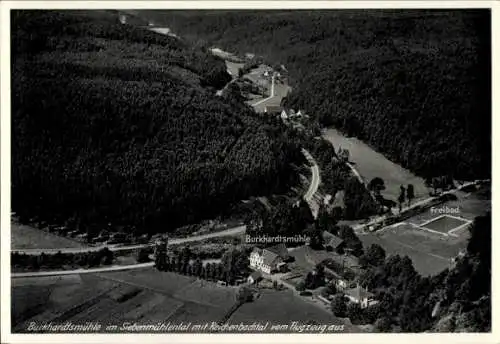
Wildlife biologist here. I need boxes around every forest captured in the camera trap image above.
[11,10,302,237]
[138,9,491,180]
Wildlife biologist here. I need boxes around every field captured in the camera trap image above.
[11,267,358,333]
[11,269,237,333]
[229,289,358,333]
[323,128,430,203]
[359,186,490,276]
[11,223,86,250]
[225,61,244,78]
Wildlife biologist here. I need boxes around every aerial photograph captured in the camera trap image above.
[8,8,491,335]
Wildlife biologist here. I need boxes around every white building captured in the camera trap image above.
[344,285,378,309]
[249,244,289,274]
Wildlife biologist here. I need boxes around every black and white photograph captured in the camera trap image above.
[1,1,496,342]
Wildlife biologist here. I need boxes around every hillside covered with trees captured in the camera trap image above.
[138,10,491,180]
[11,10,302,237]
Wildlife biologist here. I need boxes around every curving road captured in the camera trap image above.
[301,148,320,203]
[12,225,246,256]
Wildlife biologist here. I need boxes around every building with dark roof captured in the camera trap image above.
[323,231,345,252]
[247,270,263,284]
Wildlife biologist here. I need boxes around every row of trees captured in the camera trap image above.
[11,248,114,271]
[154,245,251,285]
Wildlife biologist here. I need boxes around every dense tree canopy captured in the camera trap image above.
[140,10,491,180]
[11,10,301,236]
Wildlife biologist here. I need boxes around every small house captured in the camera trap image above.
[280,109,289,121]
[323,231,345,253]
[247,271,263,284]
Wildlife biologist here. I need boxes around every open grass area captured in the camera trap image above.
[360,224,460,276]
[229,289,357,333]
[11,269,236,333]
[225,61,244,77]
[360,186,490,276]
[323,128,430,203]
[11,223,87,250]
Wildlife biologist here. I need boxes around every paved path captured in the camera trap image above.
[11,262,155,278]
[251,73,276,107]
[301,148,320,202]
[301,148,320,219]
[12,225,246,256]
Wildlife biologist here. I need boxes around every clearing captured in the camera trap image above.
[229,289,358,333]
[323,128,429,203]
[11,223,86,250]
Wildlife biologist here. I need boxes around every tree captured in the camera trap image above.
[398,185,406,212]
[101,247,114,265]
[304,272,314,289]
[368,177,386,195]
[306,225,324,250]
[406,184,415,206]
[136,248,151,263]
[374,317,393,332]
[296,280,306,292]
[237,287,254,303]
[331,294,347,317]
[193,258,203,277]
[363,304,381,324]
[347,302,363,323]
[359,244,386,267]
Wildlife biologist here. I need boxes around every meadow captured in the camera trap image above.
[11,223,86,250]
[323,128,430,203]
[11,269,235,332]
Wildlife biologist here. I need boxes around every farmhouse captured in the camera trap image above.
[323,231,345,253]
[344,285,377,309]
[249,243,290,274]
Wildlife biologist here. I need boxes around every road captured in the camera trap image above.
[12,225,246,256]
[251,73,276,107]
[11,262,156,278]
[301,148,320,202]
[300,148,320,219]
